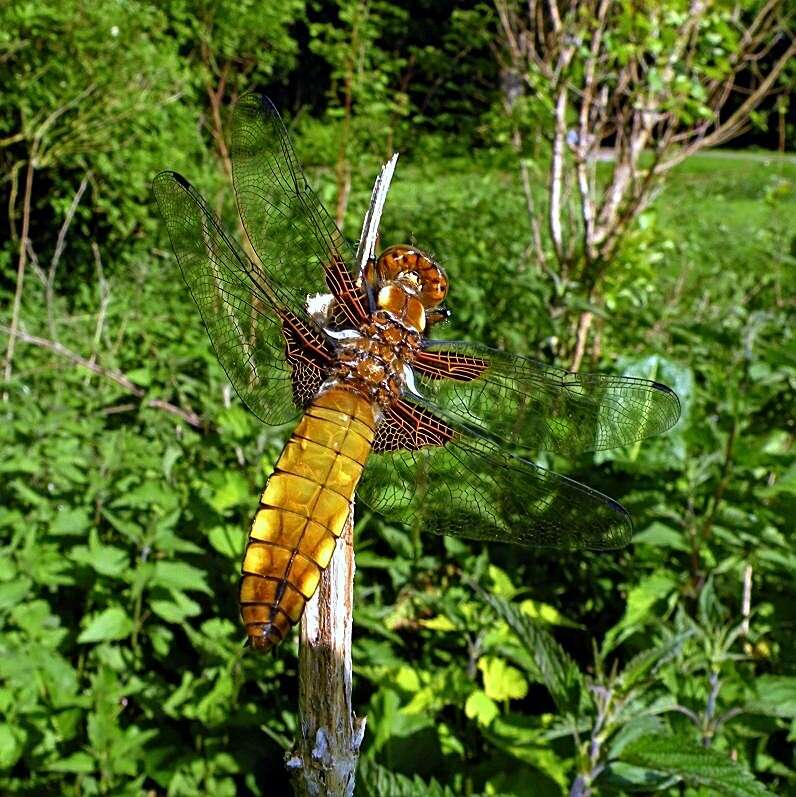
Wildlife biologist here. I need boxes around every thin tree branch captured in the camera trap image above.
[3,155,35,390]
[660,40,796,172]
[46,175,89,338]
[1,326,203,429]
[86,242,111,374]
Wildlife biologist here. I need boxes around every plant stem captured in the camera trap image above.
[287,511,365,797]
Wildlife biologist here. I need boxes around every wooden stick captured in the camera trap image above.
[287,514,365,797]
[286,156,398,796]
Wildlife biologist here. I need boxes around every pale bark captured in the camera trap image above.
[287,512,366,797]
[493,0,793,358]
[496,0,793,270]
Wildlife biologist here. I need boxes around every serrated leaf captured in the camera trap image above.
[152,561,211,594]
[745,676,796,719]
[357,756,458,796]
[620,734,773,797]
[77,607,133,643]
[474,585,583,713]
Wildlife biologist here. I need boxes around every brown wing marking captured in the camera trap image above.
[324,253,369,327]
[280,310,332,408]
[413,349,488,382]
[373,399,456,452]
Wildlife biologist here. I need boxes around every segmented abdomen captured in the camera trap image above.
[239,387,376,652]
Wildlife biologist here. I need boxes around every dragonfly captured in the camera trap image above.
[153,94,680,653]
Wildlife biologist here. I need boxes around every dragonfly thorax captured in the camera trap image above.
[326,310,421,408]
[376,283,427,332]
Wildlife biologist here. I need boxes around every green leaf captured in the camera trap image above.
[208,525,245,559]
[47,750,95,773]
[162,446,182,480]
[77,607,133,643]
[474,586,583,713]
[745,676,796,719]
[152,561,212,594]
[479,657,528,701]
[633,522,689,552]
[0,723,25,769]
[50,507,91,536]
[150,590,202,624]
[0,579,31,612]
[487,564,516,598]
[520,598,581,628]
[618,630,694,690]
[126,367,152,386]
[357,757,458,797]
[69,532,129,577]
[605,571,678,650]
[209,471,251,513]
[620,735,774,797]
[624,572,678,627]
[465,689,499,726]
[418,615,457,632]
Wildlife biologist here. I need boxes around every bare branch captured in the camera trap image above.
[46,175,90,338]
[2,326,204,429]
[3,156,35,390]
[87,242,111,373]
[660,39,796,172]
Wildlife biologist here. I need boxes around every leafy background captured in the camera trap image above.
[1,1,794,795]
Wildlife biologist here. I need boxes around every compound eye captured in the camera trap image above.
[420,263,448,308]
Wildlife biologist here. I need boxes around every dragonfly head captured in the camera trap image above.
[374,245,448,309]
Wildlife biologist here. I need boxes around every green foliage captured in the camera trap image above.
[1,1,795,794]
[620,735,774,797]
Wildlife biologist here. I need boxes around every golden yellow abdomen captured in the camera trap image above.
[239,387,376,652]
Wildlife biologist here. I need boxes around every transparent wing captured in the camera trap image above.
[232,93,368,327]
[359,397,631,550]
[153,171,331,426]
[412,341,681,456]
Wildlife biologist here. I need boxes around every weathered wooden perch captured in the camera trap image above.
[286,512,365,796]
[286,154,399,797]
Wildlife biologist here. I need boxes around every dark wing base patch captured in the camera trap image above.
[280,311,332,408]
[373,399,455,452]
[413,348,488,382]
